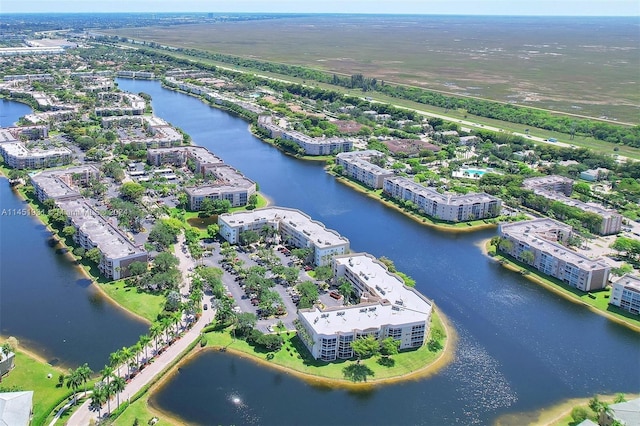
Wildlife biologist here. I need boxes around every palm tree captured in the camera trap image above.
[139,334,151,364]
[161,316,173,344]
[76,363,93,397]
[110,374,126,410]
[172,311,183,335]
[119,346,133,378]
[89,383,107,419]
[149,323,162,355]
[65,369,83,405]
[109,349,124,378]
[129,343,142,374]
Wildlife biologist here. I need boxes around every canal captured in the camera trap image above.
[113,79,639,425]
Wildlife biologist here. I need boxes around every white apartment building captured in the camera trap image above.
[297,253,432,361]
[56,198,148,280]
[185,165,256,210]
[0,139,72,170]
[523,175,622,235]
[335,150,394,189]
[218,207,350,266]
[498,218,610,292]
[610,274,640,315]
[383,176,502,222]
[31,165,101,202]
[95,92,146,116]
[102,116,183,148]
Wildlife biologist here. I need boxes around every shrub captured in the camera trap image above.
[571,406,589,423]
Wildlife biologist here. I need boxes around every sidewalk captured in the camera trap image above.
[66,235,214,425]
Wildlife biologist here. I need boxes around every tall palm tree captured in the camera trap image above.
[89,383,107,419]
[65,369,83,405]
[76,363,93,397]
[109,349,124,378]
[172,310,183,334]
[130,342,142,372]
[119,346,133,378]
[161,316,173,343]
[149,323,162,355]
[110,374,126,410]
[139,334,151,364]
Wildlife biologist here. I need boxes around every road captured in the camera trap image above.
[66,234,214,425]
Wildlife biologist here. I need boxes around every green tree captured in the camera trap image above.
[109,374,126,410]
[119,182,145,202]
[379,337,400,357]
[199,198,232,216]
[148,222,179,249]
[47,208,68,228]
[128,261,148,276]
[206,224,219,238]
[338,277,355,303]
[235,312,257,337]
[62,225,76,238]
[153,252,179,273]
[76,363,93,397]
[350,335,379,360]
[297,281,319,309]
[247,193,258,210]
[86,248,102,265]
[570,406,589,423]
[89,382,107,418]
[314,265,333,281]
[239,230,260,246]
[65,369,83,405]
[256,333,284,351]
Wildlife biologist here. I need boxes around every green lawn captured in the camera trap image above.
[0,348,75,426]
[98,280,165,323]
[203,310,447,384]
[488,243,640,330]
[111,397,173,426]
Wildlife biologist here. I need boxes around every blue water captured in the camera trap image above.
[116,79,640,425]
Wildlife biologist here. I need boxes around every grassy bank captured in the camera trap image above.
[98,280,165,323]
[486,242,640,331]
[201,308,452,386]
[0,345,75,426]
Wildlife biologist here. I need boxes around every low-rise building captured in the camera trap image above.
[185,164,256,210]
[383,176,501,222]
[498,218,610,292]
[609,274,640,315]
[523,175,574,195]
[335,150,394,189]
[297,253,432,361]
[0,391,33,426]
[103,116,183,148]
[30,165,101,202]
[0,138,72,170]
[218,207,349,266]
[56,198,148,280]
[95,92,146,116]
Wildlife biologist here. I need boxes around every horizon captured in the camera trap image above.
[3,0,639,16]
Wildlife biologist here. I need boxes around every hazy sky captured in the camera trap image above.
[4,0,639,16]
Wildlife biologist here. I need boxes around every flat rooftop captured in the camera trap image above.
[385,176,499,205]
[220,207,349,248]
[31,165,99,199]
[613,274,640,292]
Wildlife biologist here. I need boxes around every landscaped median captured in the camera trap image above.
[199,308,454,387]
[485,240,640,332]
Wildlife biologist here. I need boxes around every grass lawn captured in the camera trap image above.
[203,310,447,384]
[0,348,75,426]
[98,280,165,323]
[111,397,173,426]
[487,243,640,331]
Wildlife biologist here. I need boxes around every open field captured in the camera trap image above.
[108,15,639,123]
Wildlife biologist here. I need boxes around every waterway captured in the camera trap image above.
[0,99,148,370]
[113,79,640,424]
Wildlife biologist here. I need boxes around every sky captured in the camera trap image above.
[3,0,639,16]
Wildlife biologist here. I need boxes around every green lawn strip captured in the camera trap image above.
[487,243,640,330]
[98,280,165,323]
[203,311,445,383]
[0,349,77,426]
[111,396,174,426]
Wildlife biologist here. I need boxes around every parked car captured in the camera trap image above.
[203,304,208,310]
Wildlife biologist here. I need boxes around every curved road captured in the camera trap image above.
[66,235,214,425]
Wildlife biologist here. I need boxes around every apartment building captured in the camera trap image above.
[102,116,183,148]
[218,207,350,266]
[147,146,223,172]
[335,150,394,189]
[56,197,148,280]
[0,139,72,170]
[257,115,353,155]
[297,253,432,361]
[498,218,610,291]
[523,175,622,235]
[383,176,502,222]
[30,165,101,202]
[94,92,146,116]
[609,274,640,315]
[184,164,256,210]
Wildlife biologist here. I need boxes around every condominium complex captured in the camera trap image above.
[94,92,146,116]
[335,150,394,189]
[147,146,256,209]
[523,175,622,235]
[218,207,350,266]
[297,253,432,361]
[30,166,147,280]
[56,197,148,280]
[498,218,610,291]
[609,274,640,315]
[102,116,183,148]
[383,176,502,222]
[0,128,72,169]
[257,115,353,155]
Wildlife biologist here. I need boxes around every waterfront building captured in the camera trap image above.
[257,115,352,155]
[523,175,622,235]
[297,253,432,361]
[335,150,394,189]
[0,137,72,170]
[56,197,148,280]
[498,218,610,292]
[117,70,155,79]
[218,207,349,266]
[31,165,101,202]
[95,92,146,116]
[0,350,15,377]
[0,391,33,426]
[102,116,183,148]
[383,176,501,222]
[184,164,256,210]
[610,274,640,315]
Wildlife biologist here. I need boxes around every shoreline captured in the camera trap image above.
[483,240,640,333]
[146,308,456,424]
